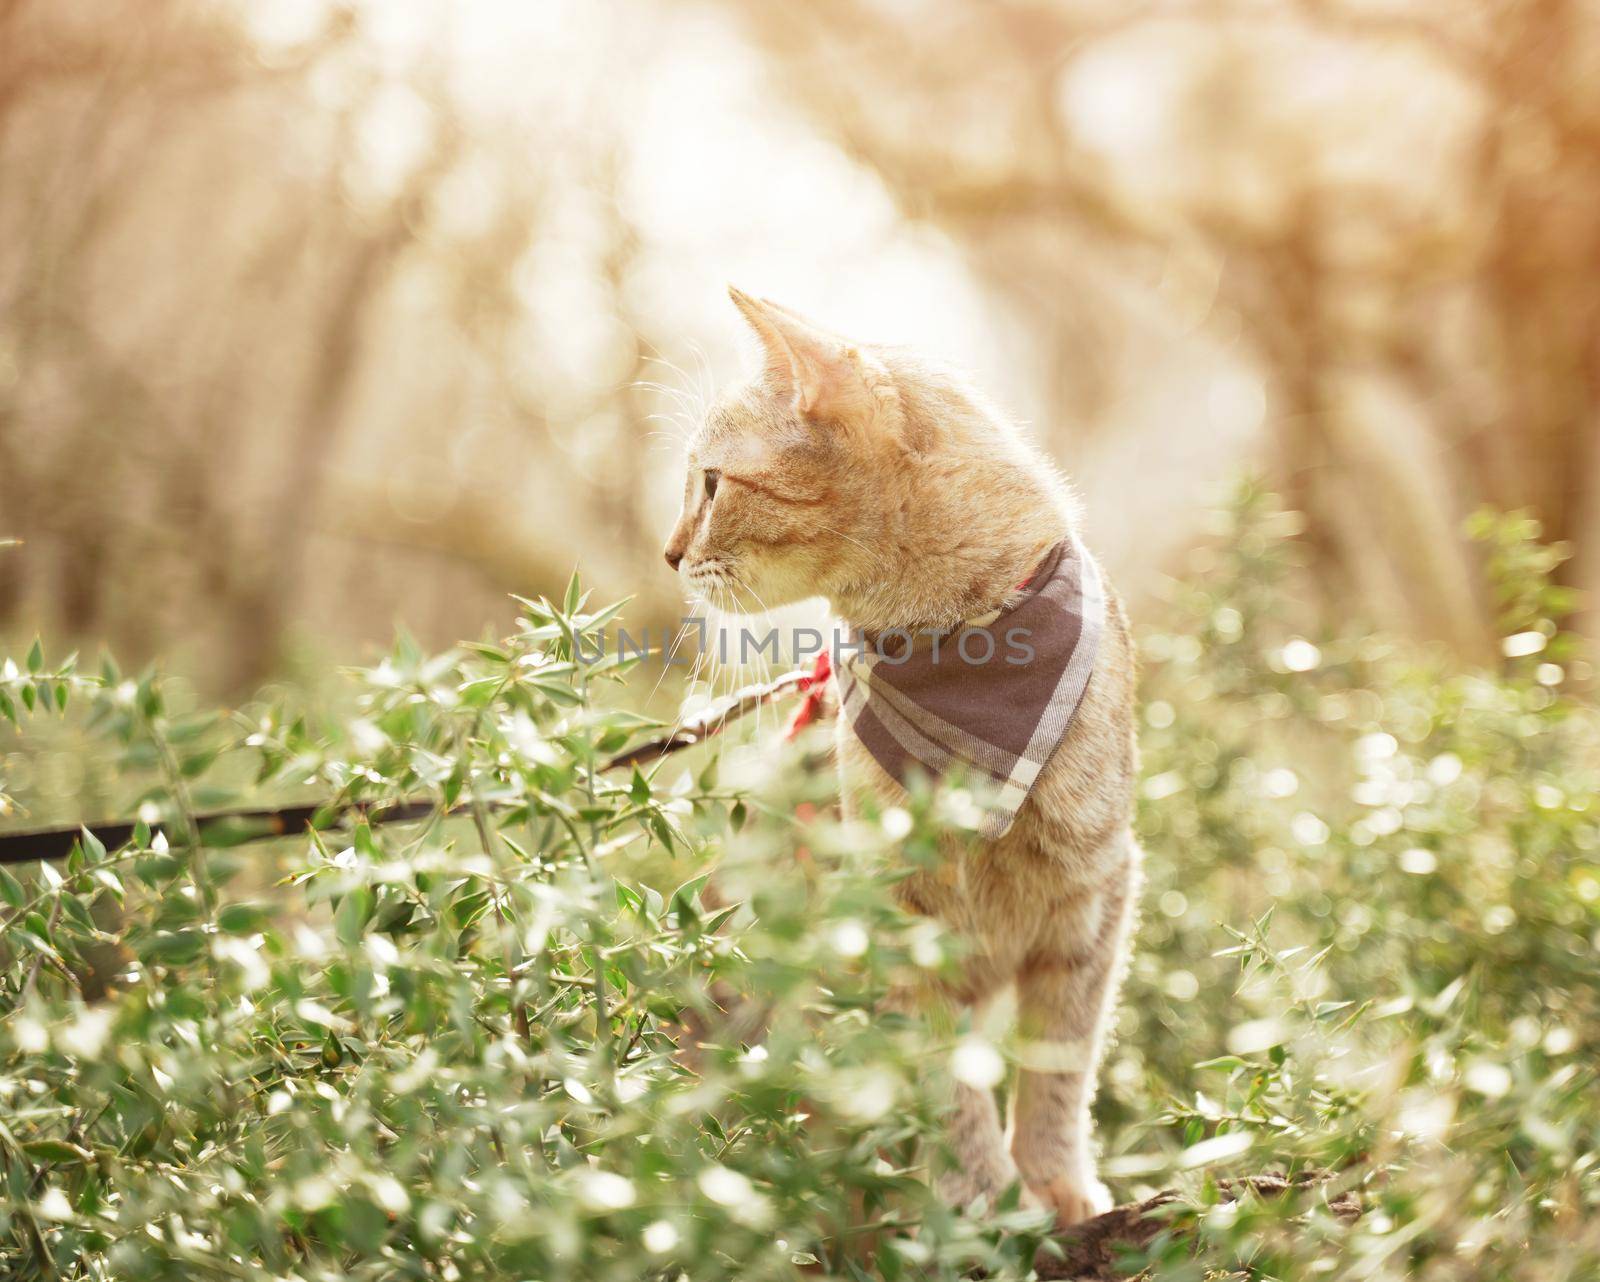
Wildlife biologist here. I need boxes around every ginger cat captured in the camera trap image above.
[663,288,1142,1227]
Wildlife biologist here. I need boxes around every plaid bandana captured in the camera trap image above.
[834,534,1106,838]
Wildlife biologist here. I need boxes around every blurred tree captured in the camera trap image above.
[0,0,684,690]
[723,0,1600,652]
[0,0,419,686]
[4,0,1598,685]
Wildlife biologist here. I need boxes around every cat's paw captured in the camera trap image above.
[1027,1173,1112,1228]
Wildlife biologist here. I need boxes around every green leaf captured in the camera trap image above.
[372,898,417,934]
[218,902,273,934]
[697,754,719,792]
[91,868,124,900]
[180,748,218,779]
[669,873,711,922]
[26,637,42,674]
[22,1139,92,1164]
[134,853,183,885]
[646,813,678,854]
[443,760,465,809]
[61,894,95,930]
[138,929,205,965]
[0,867,23,908]
[335,886,375,945]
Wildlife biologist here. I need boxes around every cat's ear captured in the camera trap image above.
[727,286,898,432]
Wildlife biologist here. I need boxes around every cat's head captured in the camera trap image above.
[663,288,1067,625]
[662,289,921,615]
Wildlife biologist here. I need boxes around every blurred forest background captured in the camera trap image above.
[2,0,1599,694]
[1,7,1598,1275]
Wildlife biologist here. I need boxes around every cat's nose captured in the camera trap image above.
[664,546,684,572]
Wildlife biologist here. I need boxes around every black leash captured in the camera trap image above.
[0,668,812,865]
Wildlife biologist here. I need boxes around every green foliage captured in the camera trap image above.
[0,495,1597,1280]
[0,583,1038,1280]
[1115,489,1600,1279]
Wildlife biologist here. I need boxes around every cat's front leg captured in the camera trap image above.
[882,956,1021,1212]
[1008,958,1113,1226]
[937,1077,1020,1210]
[1007,844,1139,1226]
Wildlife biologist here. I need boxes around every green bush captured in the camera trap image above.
[0,490,1596,1280]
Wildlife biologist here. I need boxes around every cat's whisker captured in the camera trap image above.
[718,598,762,740]
[637,345,709,424]
[728,578,784,742]
[813,521,877,560]
[639,346,700,394]
[648,600,709,715]
[689,606,721,698]
[637,409,694,436]
[681,582,747,737]
[633,380,699,412]
[643,423,688,454]
[683,340,715,418]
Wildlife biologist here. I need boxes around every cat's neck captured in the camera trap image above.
[828,479,1071,635]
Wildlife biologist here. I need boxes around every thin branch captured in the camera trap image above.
[1029,1170,1361,1281]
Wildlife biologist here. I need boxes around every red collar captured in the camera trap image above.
[784,649,832,738]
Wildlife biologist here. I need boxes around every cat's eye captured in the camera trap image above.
[703,469,720,500]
